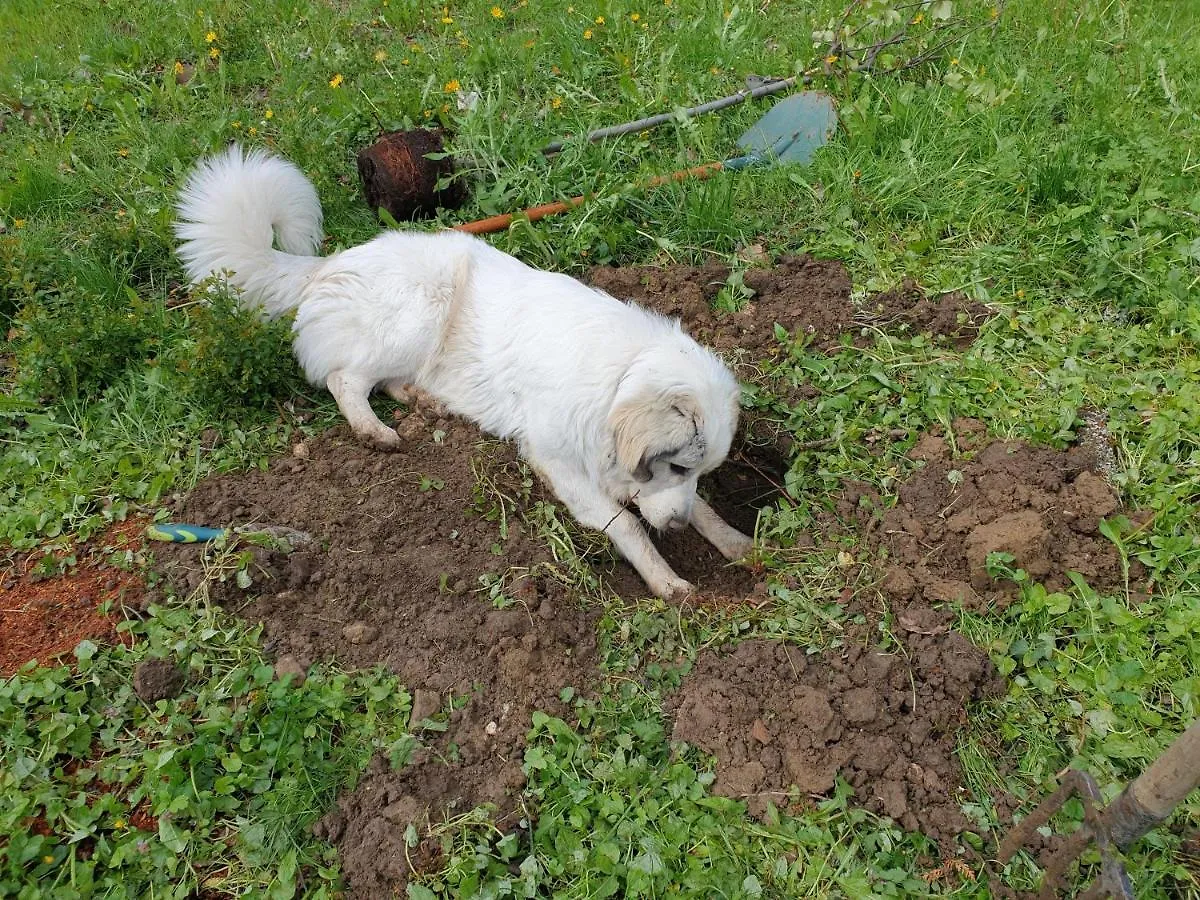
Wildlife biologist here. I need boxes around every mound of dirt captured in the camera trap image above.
[865,279,992,349]
[588,255,854,357]
[586,255,992,361]
[844,420,1136,611]
[671,634,1003,846]
[155,410,780,895]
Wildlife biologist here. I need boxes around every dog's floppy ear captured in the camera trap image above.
[611,390,704,482]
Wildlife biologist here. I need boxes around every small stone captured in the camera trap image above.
[485,721,499,736]
[342,622,379,644]
[132,658,186,703]
[411,689,441,723]
[750,718,771,745]
[537,597,555,620]
[292,442,310,459]
[274,655,306,686]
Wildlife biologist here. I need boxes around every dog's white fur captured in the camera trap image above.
[174,145,753,599]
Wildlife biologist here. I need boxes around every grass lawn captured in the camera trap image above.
[2,0,1199,896]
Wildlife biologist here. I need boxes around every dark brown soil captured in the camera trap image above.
[670,633,1003,847]
[586,256,992,362]
[864,279,993,350]
[154,410,780,896]
[841,419,1137,612]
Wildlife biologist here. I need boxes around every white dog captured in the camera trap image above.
[174,145,753,599]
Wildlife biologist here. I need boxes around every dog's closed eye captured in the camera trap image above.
[669,463,692,476]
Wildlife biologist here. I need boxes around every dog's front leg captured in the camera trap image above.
[690,497,754,561]
[603,507,695,600]
[531,457,692,600]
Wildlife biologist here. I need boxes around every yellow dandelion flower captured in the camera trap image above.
[990,6,999,17]
[209,46,220,58]
[950,57,959,65]
[1016,289,1025,299]
[114,819,127,829]
[264,108,274,119]
[491,6,504,17]
[248,126,257,135]
[595,15,604,24]
[458,35,469,47]
[13,219,26,228]
[329,73,344,88]
[911,12,924,24]
[630,12,640,21]
[853,169,862,178]
[664,0,671,5]
[231,120,242,129]
[118,147,129,157]
[710,66,720,74]
[401,57,410,65]
[205,31,217,43]
[825,54,838,64]
[374,49,388,62]
[441,14,453,23]
[423,108,432,118]
[173,60,185,74]
[43,856,55,865]
[551,95,562,108]
[440,102,449,113]
[583,28,592,38]
[85,102,94,111]
[444,78,461,92]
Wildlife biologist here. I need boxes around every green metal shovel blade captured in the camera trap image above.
[736,91,838,166]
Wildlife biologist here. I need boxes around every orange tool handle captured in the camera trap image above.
[453,161,726,235]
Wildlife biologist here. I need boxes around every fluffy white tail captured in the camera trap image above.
[174,145,325,318]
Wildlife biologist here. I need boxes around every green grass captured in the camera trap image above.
[2,0,1199,896]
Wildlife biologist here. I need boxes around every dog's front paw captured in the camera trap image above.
[717,533,755,562]
[357,425,402,451]
[654,575,695,602]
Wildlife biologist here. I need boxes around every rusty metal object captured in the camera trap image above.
[356,128,467,222]
[1000,719,1200,898]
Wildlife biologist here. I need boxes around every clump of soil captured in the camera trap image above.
[864,279,993,349]
[155,410,780,895]
[671,634,1003,846]
[843,420,1135,611]
[0,520,144,677]
[587,256,992,361]
[132,657,185,703]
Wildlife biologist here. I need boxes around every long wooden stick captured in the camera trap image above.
[453,161,727,235]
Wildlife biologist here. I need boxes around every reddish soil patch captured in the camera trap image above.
[1,520,144,677]
[670,633,1003,848]
[586,255,992,366]
[840,420,1137,612]
[154,410,779,896]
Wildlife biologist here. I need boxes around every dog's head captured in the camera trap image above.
[608,343,740,531]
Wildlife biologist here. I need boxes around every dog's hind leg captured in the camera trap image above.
[690,497,754,561]
[327,370,400,449]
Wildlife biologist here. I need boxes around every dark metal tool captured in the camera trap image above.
[999,719,1200,898]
